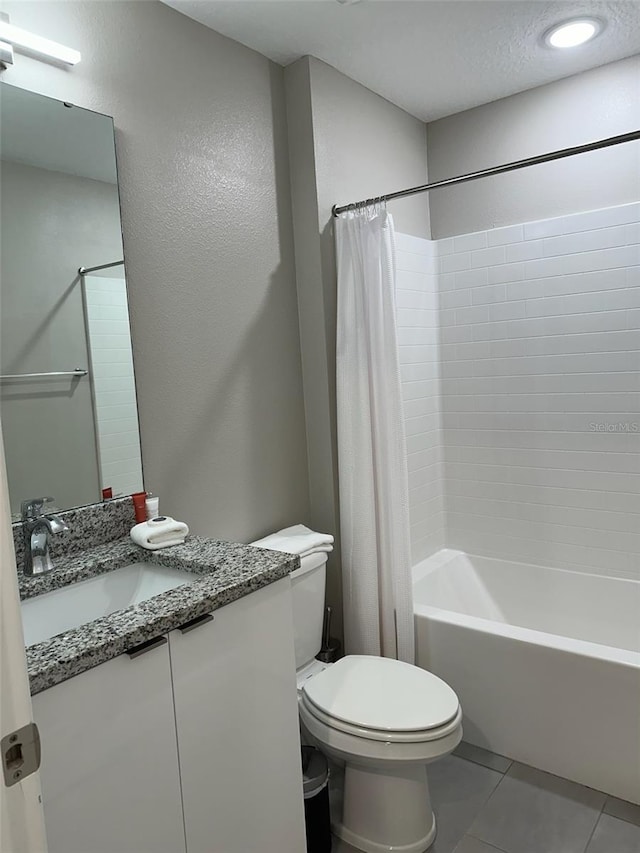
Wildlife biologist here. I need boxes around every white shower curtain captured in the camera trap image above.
[335,205,414,664]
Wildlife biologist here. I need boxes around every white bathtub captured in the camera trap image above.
[413,549,640,804]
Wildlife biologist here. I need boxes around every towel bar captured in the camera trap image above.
[0,369,87,381]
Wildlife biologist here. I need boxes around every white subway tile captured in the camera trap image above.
[396,288,438,311]
[543,224,632,257]
[396,251,435,274]
[505,239,545,263]
[398,327,433,346]
[487,224,525,246]
[489,301,527,322]
[395,233,434,254]
[487,261,525,284]
[625,222,640,245]
[470,245,506,268]
[453,231,487,252]
[438,237,455,256]
[454,268,489,288]
[456,305,489,325]
[440,289,471,309]
[398,204,640,575]
[401,362,439,382]
[98,417,140,436]
[440,252,471,273]
[471,284,507,305]
[403,396,439,418]
[402,379,440,401]
[396,269,435,292]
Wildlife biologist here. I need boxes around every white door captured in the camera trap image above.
[0,425,48,852]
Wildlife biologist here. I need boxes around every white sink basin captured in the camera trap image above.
[21,562,194,647]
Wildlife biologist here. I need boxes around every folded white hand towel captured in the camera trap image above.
[250,524,334,557]
[130,516,189,551]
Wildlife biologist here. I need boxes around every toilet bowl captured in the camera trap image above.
[299,655,463,853]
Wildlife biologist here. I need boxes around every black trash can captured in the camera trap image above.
[302,746,332,853]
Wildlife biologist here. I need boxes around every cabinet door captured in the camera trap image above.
[33,637,186,853]
[169,578,306,853]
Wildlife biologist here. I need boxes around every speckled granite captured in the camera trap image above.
[22,536,299,696]
[18,539,142,601]
[13,496,136,568]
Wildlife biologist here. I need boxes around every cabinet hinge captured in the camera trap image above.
[2,722,41,787]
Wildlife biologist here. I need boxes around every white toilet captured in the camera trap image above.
[291,552,463,853]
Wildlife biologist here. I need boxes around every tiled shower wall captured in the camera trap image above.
[84,276,144,499]
[395,234,445,563]
[397,201,640,579]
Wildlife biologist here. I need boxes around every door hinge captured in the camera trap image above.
[2,722,41,787]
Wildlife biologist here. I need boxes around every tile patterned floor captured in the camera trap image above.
[331,743,640,853]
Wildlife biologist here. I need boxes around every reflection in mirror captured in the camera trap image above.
[0,84,143,518]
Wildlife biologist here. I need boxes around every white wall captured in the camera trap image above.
[427,56,640,238]
[84,276,143,499]
[395,234,445,563]
[307,58,430,239]
[437,202,640,579]
[2,1,309,540]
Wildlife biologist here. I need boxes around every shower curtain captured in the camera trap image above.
[335,205,414,664]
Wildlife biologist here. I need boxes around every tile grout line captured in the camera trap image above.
[459,760,512,846]
[463,830,511,853]
[454,749,513,777]
[579,797,607,853]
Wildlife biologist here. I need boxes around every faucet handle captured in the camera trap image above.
[47,516,70,534]
[21,497,54,520]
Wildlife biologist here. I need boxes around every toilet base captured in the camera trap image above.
[331,763,437,853]
[333,821,437,853]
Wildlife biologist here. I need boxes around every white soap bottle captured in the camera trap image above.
[145,492,160,520]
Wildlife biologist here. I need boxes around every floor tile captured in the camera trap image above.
[428,755,503,853]
[585,813,640,853]
[453,836,508,853]
[604,796,640,828]
[454,742,512,775]
[469,762,606,853]
[332,836,360,853]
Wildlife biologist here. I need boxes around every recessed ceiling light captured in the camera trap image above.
[544,17,604,49]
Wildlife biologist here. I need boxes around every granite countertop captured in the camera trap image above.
[22,536,299,696]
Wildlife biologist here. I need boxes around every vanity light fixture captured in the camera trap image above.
[0,20,81,65]
[543,17,604,49]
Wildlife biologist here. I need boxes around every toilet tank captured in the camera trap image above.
[290,552,327,671]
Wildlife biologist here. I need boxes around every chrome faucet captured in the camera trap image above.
[21,497,70,577]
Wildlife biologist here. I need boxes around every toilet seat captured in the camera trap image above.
[301,655,461,744]
[301,693,462,743]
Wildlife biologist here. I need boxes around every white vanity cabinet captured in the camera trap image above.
[32,577,306,853]
[168,577,306,853]
[33,635,186,853]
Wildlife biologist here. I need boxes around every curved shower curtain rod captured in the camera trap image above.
[331,129,640,217]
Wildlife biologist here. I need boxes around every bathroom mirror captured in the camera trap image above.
[0,84,143,518]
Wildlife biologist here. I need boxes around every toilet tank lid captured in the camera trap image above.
[290,551,329,579]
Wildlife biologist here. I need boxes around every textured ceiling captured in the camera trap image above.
[163,0,640,121]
